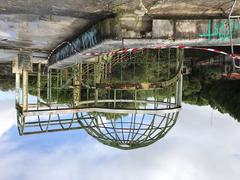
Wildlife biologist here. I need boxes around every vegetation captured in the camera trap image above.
[183,65,240,122]
[0,76,15,91]
[2,50,240,122]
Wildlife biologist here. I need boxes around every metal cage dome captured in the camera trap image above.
[15,47,183,150]
[78,100,180,150]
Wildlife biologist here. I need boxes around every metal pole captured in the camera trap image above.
[73,64,82,106]
[37,63,41,109]
[15,73,20,105]
[23,70,28,111]
[94,57,101,85]
[95,89,99,105]
[158,49,160,78]
[47,69,50,103]
[176,48,183,106]
[120,54,123,81]
[177,74,183,107]
[168,48,171,78]
[87,88,89,100]
[229,0,237,54]
[109,60,112,78]
[87,64,90,80]
[114,89,117,108]
[176,48,179,72]
[134,89,137,109]
[229,17,234,54]
[49,69,52,102]
[56,70,59,103]
[60,70,63,87]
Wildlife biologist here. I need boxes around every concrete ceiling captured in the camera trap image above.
[1,1,239,17]
[0,14,95,61]
[0,0,239,62]
[145,0,240,18]
[0,15,92,50]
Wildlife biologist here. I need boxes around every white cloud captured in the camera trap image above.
[0,103,240,180]
[0,91,16,136]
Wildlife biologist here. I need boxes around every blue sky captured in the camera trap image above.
[0,90,240,180]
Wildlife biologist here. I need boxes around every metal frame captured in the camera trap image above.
[15,47,184,150]
[79,109,180,150]
[228,0,239,54]
[228,0,240,69]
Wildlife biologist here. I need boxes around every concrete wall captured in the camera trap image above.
[175,20,208,38]
[152,20,174,38]
[118,13,152,38]
[152,19,209,39]
[152,19,240,40]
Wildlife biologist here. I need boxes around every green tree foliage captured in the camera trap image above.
[183,65,240,122]
[0,76,15,91]
[205,80,240,121]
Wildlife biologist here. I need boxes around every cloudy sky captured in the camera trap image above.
[0,90,240,180]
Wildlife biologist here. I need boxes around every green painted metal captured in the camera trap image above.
[16,47,184,150]
[199,19,240,41]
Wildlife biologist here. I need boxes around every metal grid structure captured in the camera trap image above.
[78,100,180,150]
[15,47,184,149]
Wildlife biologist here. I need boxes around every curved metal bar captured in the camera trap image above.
[24,105,181,117]
[45,114,51,132]
[134,114,156,143]
[131,114,146,141]
[38,115,44,131]
[109,117,123,143]
[78,99,178,106]
[57,114,65,129]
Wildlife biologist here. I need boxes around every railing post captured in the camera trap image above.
[15,73,20,105]
[37,63,41,109]
[73,64,82,106]
[23,69,29,111]
[176,48,184,107]
[18,51,32,112]
[94,57,102,85]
